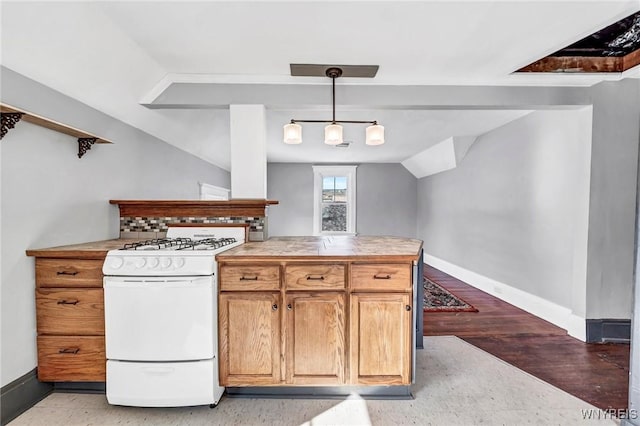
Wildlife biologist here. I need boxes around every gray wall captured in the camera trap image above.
[585,79,640,319]
[627,99,640,422]
[417,109,592,316]
[0,69,230,387]
[417,78,640,322]
[266,164,314,236]
[267,163,417,238]
[356,163,417,238]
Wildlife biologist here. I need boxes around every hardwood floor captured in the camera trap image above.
[423,264,630,411]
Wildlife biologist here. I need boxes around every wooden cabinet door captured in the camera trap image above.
[36,258,104,288]
[285,292,346,384]
[219,265,280,291]
[351,263,411,291]
[219,292,281,385]
[37,336,105,382]
[350,293,412,385]
[285,264,345,290]
[36,289,104,335]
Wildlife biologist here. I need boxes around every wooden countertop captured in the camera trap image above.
[26,235,423,261]
[216,236,423,262]
[26,239,139,259]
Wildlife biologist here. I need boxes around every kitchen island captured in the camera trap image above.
[216,235,423,398]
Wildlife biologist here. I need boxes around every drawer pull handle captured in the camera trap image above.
[405,305,412,311]
[57,299,79,305]
[56,271,78,276]
[306,275,325,281]
[373,274,391,280]
[240,276,258,281]
[272,304,278,311]
[58,348,80,354]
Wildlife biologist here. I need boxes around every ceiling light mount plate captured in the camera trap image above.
[290,64,379,78]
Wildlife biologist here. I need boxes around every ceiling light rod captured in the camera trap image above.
[283,67,385,146]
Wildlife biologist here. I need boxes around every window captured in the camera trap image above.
[312,165,357,235]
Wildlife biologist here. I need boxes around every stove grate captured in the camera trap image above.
[120,237,237,251]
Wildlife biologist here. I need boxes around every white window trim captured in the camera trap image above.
[199,182,230,200]
[312,165,357,236]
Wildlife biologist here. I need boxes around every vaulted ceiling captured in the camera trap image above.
[1,1,639,171]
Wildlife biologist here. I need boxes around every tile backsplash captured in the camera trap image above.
[119,216,266,241]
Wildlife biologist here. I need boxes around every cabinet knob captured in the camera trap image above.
[287,304,292,311]
[57,299,79,305]
[405,305,411,311]
[272,304,278,311]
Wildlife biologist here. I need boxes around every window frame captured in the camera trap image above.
[312,165,357,236]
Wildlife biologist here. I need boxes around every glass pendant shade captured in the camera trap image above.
[283,123,302,144]
[365,124,385,145]
[324,124,343,145]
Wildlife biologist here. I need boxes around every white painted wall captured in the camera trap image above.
[417,109,592,338]
[268,163,417,238]
[0,71,230,387]
[230,105,267,199]
[402,137,457,179]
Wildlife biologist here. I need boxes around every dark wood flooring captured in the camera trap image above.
[423,264,630,411]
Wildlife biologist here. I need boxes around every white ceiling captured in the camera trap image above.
[1,1,639,171]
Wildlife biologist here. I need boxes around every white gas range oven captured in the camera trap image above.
[102,226,246,407]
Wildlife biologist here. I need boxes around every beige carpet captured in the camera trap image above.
[10,336,617,425]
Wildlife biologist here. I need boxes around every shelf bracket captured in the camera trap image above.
[1,112,24,140]
[77,137,97,159]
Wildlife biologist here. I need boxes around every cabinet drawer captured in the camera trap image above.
[285,264,345,290]
[37,335,105,382]
[36,258,103,288]
[351,264,412,291]
[219,265,280,291]
[36,289,104,335]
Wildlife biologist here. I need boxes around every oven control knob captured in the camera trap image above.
[174,258,185,269]
[134,258,147,269]
[108,256,124,270]
[148,257,160,268]
[160,257,172,268]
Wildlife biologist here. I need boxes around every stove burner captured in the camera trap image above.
[177,237,238,250]
[120,237,237,251]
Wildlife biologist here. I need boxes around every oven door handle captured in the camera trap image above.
[141,366,175,375]
[103,277,213,289]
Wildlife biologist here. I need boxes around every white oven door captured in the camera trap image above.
[104,276,215,361]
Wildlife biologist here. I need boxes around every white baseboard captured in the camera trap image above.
[424,253,586,341]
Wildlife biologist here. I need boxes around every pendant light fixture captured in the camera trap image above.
[284,67,384,146]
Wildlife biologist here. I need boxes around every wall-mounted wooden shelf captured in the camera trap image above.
[0,103,113,158]
[109,199,279,218]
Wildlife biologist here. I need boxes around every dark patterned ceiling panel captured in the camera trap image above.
[554,12,640,57]
[517,11,640,73]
